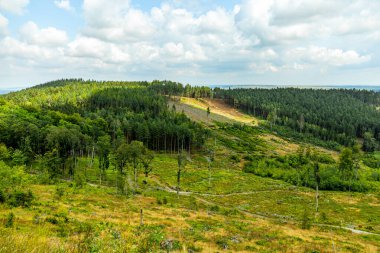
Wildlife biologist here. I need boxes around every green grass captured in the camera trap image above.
[1,122,380,252]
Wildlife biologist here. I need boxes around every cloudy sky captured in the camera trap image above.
[1,0,380,88]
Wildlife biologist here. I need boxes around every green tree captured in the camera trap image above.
[12,149,27,166]
[0,143,10,161]
[140,149,154,178]
[114,143,129,174]
[267,110,277,130]
[314,163,321,212]
[297,114,305,133]
[127,141,145,184]
[339,148,354,190]
[363,132,378,152]
[97,135,111,185]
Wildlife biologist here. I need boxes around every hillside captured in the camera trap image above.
[0,80,379,252]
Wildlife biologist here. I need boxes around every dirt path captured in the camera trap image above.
[151,181,380,237]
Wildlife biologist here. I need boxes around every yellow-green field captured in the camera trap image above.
[1,153,379,252]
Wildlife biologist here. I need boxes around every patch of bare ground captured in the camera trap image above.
[179,97,258,125]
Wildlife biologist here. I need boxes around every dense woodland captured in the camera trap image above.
[0,79,208,182]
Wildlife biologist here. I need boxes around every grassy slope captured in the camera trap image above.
[1,154,379,252]
[0,97,379,252]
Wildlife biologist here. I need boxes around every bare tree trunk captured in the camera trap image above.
[140,209,144,226]
[177,169,181,198]
[90,145,95,168]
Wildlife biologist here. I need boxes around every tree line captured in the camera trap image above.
[213,88,380,151]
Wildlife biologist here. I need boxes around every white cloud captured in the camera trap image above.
[20,21,69,47]
[0,37,61,60]
[2,0,380,88]
[66,36,130,64]
[235,0,380,44]
[82,0,154,42]
[0,0,29,14]
[54,0,72,11]
[286,46,371,66]
[0,13,8,36]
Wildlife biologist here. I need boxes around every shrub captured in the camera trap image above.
[11,150,27,166]
[5,212,14,228]
[301,209,312,229]
[230,154,240,163]
[210,205,220,212]
[8,189,34,207]
[0,189,6,203]
[215,235,229,250]
[135,225,165,252]
[74,172,86,188]
[55,185,66,199]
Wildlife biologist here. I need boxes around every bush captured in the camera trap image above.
[55,185,66,199]
[5,212,14,228]
[230,154,240,163]
[135,225,165,252]
[8,189,34,207]
[312,153,335,164]
[363,154,380,169]
[0,189,6,203]
[74,172,86,188]
[301,209,312,229]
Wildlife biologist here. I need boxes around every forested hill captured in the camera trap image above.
[147,82,380,151]
[0,80,208,179]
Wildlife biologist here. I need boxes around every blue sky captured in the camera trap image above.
[1,0,380,88]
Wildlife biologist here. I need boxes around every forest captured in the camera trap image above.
[0,79,208,181]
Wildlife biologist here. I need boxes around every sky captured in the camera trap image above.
[1,0,380,88]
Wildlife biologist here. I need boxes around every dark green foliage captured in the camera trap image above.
[301,209,312,229]
[148,80,212,98]
[8,190,34,207]
[0,80,208,181]
[11,149,27,166]
[230,154,240,163]
[55,185,66,199]
[5,212,14,228]
[74,172,86,188]
[363,132,378,152]
[0,189,5,203]
[362,154,380,168]
[214,88,380,149]
[243,148,370,192]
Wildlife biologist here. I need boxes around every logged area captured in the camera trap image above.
[0,79,379,252]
